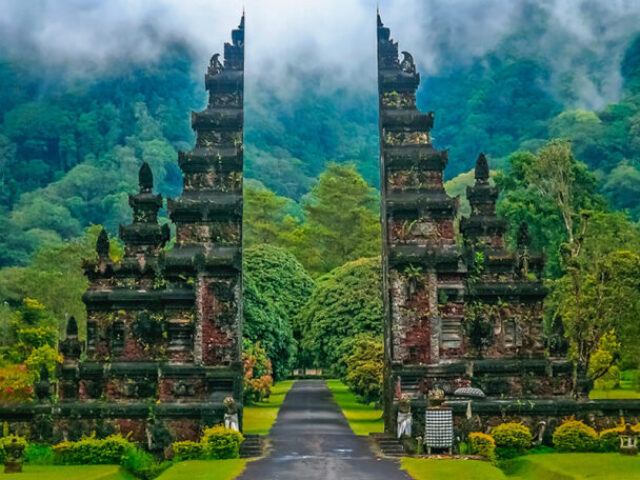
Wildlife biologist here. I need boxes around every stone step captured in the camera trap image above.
[239,434,264,458]
[369,433,405,457]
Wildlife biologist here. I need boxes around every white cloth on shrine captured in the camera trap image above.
[224,413,239,431]
[397,412,412,438]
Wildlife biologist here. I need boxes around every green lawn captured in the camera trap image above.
[403,453,640,480]
[157,460,247,480]
[589,389,640,399]
[14,465,132,480]
[326,379,384,436]
[504,453,640,479]
[402,457,507,480]
[242,380,294,435]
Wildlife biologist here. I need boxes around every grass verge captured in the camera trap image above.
[403,453,640,480]
[589,389,640,399]
[503,452,640,480]
[156,459,247,480]
[13,465,132,480]
[242,380,294,435]
[326,379,384,435]
[402,457,507,480]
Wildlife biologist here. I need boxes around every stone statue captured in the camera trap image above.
[4,438,25,473]
[397,395,412,438]
[400,51,416,74]
[35,365,51,402]
[223,396,239,431]
[209,53,223,75]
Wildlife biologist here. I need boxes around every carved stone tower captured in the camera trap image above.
[377,14,576,437]
[56,17,245,446]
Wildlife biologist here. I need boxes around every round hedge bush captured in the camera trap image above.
[201,425,244,459]
[490,422,532,452]
[552,419,598,452]
[469,432,495,460]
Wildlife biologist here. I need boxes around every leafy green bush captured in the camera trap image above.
[299,257,382,369]
[342,336,383,405]
[24,443,53,464]
[244,244,314,379]
[599,426,624,452]
[552,419,599,452]
[171,440,204,460]
[122,448,172,480]
[490,422,532,456]
[201,426,244,459]
[468,432,495,461]
[0,434,28,463]
[52,434,135,464]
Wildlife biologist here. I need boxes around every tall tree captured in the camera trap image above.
[297,163,380,276]
[549,212,640,381]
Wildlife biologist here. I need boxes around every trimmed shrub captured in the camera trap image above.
[468,432,495,461]
[342,336,383,405]
[552,419,598,452]
[599,426,624,452]
[490,422,532,453]
[122,448,172,480]
[52,434,135,464]
[24,443,54,464]
[599,423,640,451]
[172,440,204,460]
[201,425,244,459]
[0,434,28,463]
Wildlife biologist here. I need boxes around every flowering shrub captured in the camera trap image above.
[201,425,244,459]
[490,422,532,458]
[468,432,495,460]
[243,342,273,404]
[552,419,598,452]
[52,434,135,464]
[0,364,34,403]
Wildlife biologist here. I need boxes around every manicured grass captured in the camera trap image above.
[401,457,507,480]
[242,380,294,435]
[590,388,640,399]
[403,453,640,480]
[326,379,384,435]
[157,460,247,480]
[14,465,132,480]
[503,452,640,479]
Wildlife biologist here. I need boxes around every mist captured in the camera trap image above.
[1,1,640,109]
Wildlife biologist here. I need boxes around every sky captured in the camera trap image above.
[2,0,640,108]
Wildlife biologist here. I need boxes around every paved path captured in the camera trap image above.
[237,380,412,480]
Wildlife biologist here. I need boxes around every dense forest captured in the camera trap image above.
[1,6,640,394]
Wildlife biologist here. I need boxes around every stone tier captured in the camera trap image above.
[460,216,506,239]
[83,288,195,310]
[163,245,241,274]
[205,70,243,94]
[119,223,170,249]
[178,148,242,173]
[384,145,448,171]
[380,109,434,131]
[389,245,463,272]
[386,191,458,218]
[191,108,243,131]
[167,193,242,222]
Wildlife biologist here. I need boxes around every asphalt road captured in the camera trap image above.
[236,380,412,480]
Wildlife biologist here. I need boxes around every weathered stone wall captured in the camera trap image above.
[377,14,585,434]
[13,17,249,445]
